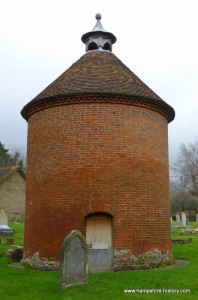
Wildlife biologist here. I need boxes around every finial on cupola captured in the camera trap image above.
[81,14,117,52]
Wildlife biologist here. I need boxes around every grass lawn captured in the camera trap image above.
[0,221,197,300]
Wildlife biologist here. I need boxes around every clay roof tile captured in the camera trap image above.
[21,50,175,122]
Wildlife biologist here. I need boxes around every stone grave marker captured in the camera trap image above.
[0,209,8,225]
[59,230,88,290]
[181,212,187,227]
[176,213,181,226]
[196,214,198,228]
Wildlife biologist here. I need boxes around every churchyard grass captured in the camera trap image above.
[0,222,197,300]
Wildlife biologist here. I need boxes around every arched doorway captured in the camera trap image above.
[86,212,112,272]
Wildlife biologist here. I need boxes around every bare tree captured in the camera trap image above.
[174,139,198,196]
[9,146,26,171]
[171,180,198,213]
[0,141,26,171]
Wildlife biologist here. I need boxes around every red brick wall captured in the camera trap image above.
[24,101,172,265]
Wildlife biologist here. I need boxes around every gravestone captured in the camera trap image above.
[196,214,198,228]
[176,213,181,226]
[59,230,88,290]
[181,212,187,227]
[0,209,8,226]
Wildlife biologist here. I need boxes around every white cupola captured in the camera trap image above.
[81,13,117,52]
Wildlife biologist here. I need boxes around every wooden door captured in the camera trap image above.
[86,213,112,272]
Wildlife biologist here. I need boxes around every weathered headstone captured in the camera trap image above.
[59,230,88,290]
[0,209,8,226]
[196,214,198,228]
[181,211,187,227]
[176,213,181,226]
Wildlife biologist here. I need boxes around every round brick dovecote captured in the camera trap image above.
[21,19,175,270]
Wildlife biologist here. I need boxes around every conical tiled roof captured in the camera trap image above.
[21,50,175,122]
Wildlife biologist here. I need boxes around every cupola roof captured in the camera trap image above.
[81,14,116,52]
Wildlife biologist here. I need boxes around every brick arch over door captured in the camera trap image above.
[81,201,116,217]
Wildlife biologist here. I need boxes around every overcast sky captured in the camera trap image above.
[0,0,197,167]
